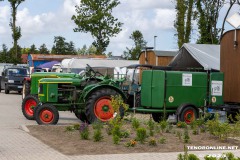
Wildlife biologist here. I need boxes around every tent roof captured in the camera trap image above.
[37,61,60,69]
[169,43,220,70]
[155,50,178,57]
[61,59,138,68]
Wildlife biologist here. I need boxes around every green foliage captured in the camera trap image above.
[120,130,130,138]
[65,126,75,132]
[183,128,190,143]
[79,123,89,140]
[123,30,147,60]
[147,118,155,136]
[174,0,194,48]
[159,120,168,133]
[177,121,187,128]
[51,36,76,55]
[178,146,200,160]
[131,118,140,130]
[92,120,104,130]
[93,129,103,142]
[29,44,38,54]
[73,123,80,130]
[112,124,121,137]
[206,114,232,141]
[113,134,120,144]
[38,44,49,54]
[136,127,147,143]
[110,95,129,120]
[148,138,157,146]
[158,137,166,144]
[125,139,137,147]
[176,131,182,140]
[72,0,123,54]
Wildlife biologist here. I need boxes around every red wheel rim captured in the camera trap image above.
[39,109,54,123]
[24,99,37,116]
[94,96,114,121]
[184,110,195,124]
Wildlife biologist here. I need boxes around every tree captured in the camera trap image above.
[0,44,8,63]
[174,0,194,48]
[87,45,97,55]
[77,44,88,55]
[29,44,38,54]
[8,45,22,64]
[39,44,49,54]
[195,0,225,44]
[72,0,123,54]
[66,41,76,55]
[8,0,25,58]
[123,30,147,60]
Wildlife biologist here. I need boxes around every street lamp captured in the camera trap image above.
[154,36,157,51]
[226,12,240,47]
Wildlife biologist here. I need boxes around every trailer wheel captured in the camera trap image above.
[179,106,197,124]
[75,112,89,123]
[35,104,59,125]
[22,94,39,120]
[152,113,169,122]
[22,81,30,99]
[86,88,119,123]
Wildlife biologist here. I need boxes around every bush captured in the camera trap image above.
[177,121,187,128]
[120,130,130,138]
[79,122,89,140]
[183,128,190,143]
[159,120,168,133]
[73,123,80,130]
[148,138,157,146]
[93,129,103,142]
[110,95,129,120]
[125,139,137,147]
[132,118,140,129]
[113,135,120,145]
[65,125,75,132]
[147,118,155,136]
[159,137,166,144]
[136,127,147,143]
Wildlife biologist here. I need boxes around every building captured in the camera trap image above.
[27,54,107,68]
[139,50,178,66]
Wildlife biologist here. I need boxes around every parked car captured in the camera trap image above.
[0,66,29,94]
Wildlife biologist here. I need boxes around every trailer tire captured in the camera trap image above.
[152,113,169,122]
[22,81,31,99]
[179,106,197,124]
[22,94,39,120]
[86,88,120,124]
[35,104,59,125]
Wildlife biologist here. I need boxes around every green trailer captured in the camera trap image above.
[129,70,224,124]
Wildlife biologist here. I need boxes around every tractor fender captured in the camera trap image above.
[176,103,199,121]
[82,84,127,102]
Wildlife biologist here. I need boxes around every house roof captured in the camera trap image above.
[169,43,220,70]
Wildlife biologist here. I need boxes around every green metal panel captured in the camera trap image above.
[47,83,58,102]
[141,70,152,107]
[151,70,165,108]
[164,71,208,108]
[209,72,224,106]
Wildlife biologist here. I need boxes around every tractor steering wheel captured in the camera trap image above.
[86,64,104,77]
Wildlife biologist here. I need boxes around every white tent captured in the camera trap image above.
[169,43,220,70]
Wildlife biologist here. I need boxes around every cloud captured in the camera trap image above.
[153,9,176,30]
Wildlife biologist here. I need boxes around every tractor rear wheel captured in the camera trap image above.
[22,94,39,120]
[22,81,30,99]
[75,112,89,123]
[35,104,59,125]
[86,88,119,123]
[179,106,197,124]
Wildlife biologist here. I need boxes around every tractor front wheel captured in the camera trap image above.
[22,94,39,120]
[179,106,197,124]
[86,88,119,123]
[35,104,59,125]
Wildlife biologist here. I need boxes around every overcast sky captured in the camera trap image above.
[0,0,239,56]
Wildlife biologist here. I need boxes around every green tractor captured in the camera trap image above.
[21,66,104,120]
[34,75,125,124]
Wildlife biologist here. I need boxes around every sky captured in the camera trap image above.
[0,0,239,56]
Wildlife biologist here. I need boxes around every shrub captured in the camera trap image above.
[73,123,80,130]
[147,118,155,136]
[65,125,75,132]
[132,118,140,129]
[112,124,121,137]
[183,128,190,143]
[110,95,129,120]
[113,135,120,145]
[159,120,168,133]
[136,127,147,143]
[148,138,157,146]
[159,137,166,144]
[120,130,130,138]
[176,131,182,140]
[125,139,137,147]
[177,121,187,128]
[92,120,104,130]
[93,129,103,142]
[79,122,89,140]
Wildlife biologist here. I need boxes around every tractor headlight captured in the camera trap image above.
[8,80,14,83]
